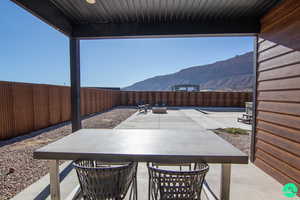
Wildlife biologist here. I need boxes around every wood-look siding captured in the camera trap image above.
[254,0,300,185]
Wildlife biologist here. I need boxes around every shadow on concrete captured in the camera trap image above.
[33,162,74,200]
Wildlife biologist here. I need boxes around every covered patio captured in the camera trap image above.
[9,0,300,199]
[12,107,285,200]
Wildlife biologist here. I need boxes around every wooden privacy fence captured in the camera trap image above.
[0,81,120,140]
[120,91,252,107]
[0,81,251,140]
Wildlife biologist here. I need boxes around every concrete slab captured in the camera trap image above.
[181,109,251,130]
[205,163,289,200]
[159,123,202,129]
[117,122,160,129]
[116,109,206,130]
[117,107,250,131]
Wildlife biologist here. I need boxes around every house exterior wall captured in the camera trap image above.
[254,0,300,185]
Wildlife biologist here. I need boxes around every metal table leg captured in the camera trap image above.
[220,164,231,200]
[49,160,61,200]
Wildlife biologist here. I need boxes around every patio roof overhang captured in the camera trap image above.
[11,0,282,39]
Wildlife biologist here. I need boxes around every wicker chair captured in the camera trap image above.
[73,160,138,200]
[147,163,209,200]
[149,162,193,171]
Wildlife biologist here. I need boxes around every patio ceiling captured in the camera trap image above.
[12,0,282,39]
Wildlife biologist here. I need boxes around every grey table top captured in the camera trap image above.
[34,129,248,164]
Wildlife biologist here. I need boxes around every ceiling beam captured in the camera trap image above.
[11,0,72,36]
[72,20,260,39]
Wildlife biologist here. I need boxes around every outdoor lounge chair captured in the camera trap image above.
[73,160,138,200]
[137,101,149,113]
[147,162,209,200]
[237,102,253,124]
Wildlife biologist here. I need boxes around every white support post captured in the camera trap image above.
[49,160,61,200]
[220,164,231,200]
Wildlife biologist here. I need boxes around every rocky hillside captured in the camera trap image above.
[123,52,253,91]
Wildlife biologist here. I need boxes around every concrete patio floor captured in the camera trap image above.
[115,107,251,130]
[12,107,286,200]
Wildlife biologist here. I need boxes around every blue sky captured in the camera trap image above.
[0,1,254,88]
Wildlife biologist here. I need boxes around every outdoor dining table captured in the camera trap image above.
[34,129,248,200]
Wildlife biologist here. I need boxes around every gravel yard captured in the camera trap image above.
[0,108,136,200]
[213,129,250,155]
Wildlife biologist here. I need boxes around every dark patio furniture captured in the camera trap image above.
[138,105,148,113]
[147,162,209,200]
[73,160,138,200]
[237,114,252,124]
[137,101,149,113]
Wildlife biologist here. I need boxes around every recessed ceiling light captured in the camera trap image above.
[86,0,96,4]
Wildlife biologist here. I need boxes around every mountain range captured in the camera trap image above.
[123,52,253,91]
